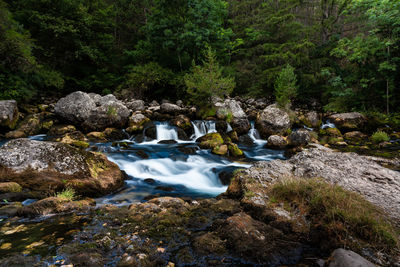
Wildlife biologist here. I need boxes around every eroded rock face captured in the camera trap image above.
[228,144,400,220]
[0,100,19,130]
[328,112,366,131]
[256,104,291,137]
[55,91,130,131]
[0,139,125,197]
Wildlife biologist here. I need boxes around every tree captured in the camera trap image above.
[274,64,298,108]
[184,48,235,108]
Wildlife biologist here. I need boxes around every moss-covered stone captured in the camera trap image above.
[197,133,224,149]
[212,144,228,155]
[228,143,244,157]
[0,182,22,193]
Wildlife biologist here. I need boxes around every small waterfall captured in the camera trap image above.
[321,120,336,129]
[249,121,261,141]
[226,123,233,133]
[191,120,217,140]
[156,122,178,141]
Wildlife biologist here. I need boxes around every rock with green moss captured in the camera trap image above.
[320,127,342,137]
[328,112,366,131]
[0,182,22,193]
[0,100,19,130]
[0,139,126,197]
[228,143,244,157]
[86,131,106,142]
[126,113,150,134]
[299,111,321,128]
[212,144,228,155]
[197,133,224,149]
[48,124,77,136]
[5,113,43,138]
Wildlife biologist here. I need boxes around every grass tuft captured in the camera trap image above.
[270,178,399,252]
[371,131,390,144]
[55,188,76,201]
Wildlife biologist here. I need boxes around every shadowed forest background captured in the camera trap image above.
[1,0,399,114]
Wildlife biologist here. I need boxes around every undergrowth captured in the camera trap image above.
[270,178,399,253]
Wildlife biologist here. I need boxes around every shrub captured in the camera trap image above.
[55,188,76,201]
[371,131,390,144]
[184,47,235,109]
[270,178,399,252]
[274,64,297,109]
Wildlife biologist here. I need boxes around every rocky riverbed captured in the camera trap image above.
[0,92,399,266]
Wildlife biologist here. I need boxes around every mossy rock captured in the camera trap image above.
[228,143,244,157]
[212,145,228,155]
[320,127,342,137]
[71,141,90,149]
[197,133,224,149]
[0,182,22,193]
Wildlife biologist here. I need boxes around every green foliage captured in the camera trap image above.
[184,48,235,108]
[118,62,174,99]
[371,131,390,144]
[274,64,297,108]
[271,178,399,252]
[55,188,76,201]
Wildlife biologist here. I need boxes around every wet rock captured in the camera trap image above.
[48,125,76,136]
[177,146,198,155]
[0,139,126,197]
[135,150,149,159]
[212,144,228,155]
[288,129,310,146]
[158,140,177,144]
[215,99,250,135]
[266,135,287,149]
[126,113,150,134]
[0,100,19,130]
[103,128,129,140]
[197,133,224,150]
[0,182,22,193]
[17,197,95,217]
[328,112,366,131]
[171,115,192,132]
[160,103,182,114]
[344,131,367,141]
[256,104,291,137]
[5,113,44,138]
[238,134,254,146]
[86,131,107,142]
[327,248,376,267]
[126,100,145,111]
[300,111,321,128]
[228,143,244,157]
[55,91,130,131]
[231,117,250,135]
[144,178,156,184]
[221,212,302,265]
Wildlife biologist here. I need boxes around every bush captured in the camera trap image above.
[274,64,297,109]
[270,178,399,252]
[184,47,235,108]
[371,131,390,144]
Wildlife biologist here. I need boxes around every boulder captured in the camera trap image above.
[328,112,366,131]
[228,143,244,157]
[288,129,310,146]
[126,113,150,134]
[212,144,228,156]
[160,103,182,114]
[215,99,250,135]
[228,144,400,221]
[197,133,224,150]
[266,135,287,149]
[256,104,291,137]
[0,139,126,197]
[300,111,321,128]
[171,115,192,132]
[0,100,19,130]
[5,113,43,138]
[328,249,376,267]
[125,100,145,111]
[55,91,130,131]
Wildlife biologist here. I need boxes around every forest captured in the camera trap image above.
[0,0,399,114]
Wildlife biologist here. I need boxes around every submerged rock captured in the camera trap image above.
[0,100,19,130]
[0,139,126,197]
[55,91,130,131]
[256,104,291,137]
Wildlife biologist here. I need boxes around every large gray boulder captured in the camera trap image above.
[0,100,19,130]
[328,112,366,131]
[215,99,250,135]
[288,129,310,146]
[55,91,130,131]
[228,144,400,221]
[328,249,376,267]
[256,104,291,137]
[126,100,145,112]
[0,139,125,197]
[160,103,182,114]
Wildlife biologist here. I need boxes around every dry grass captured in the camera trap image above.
[270,178,399,253]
